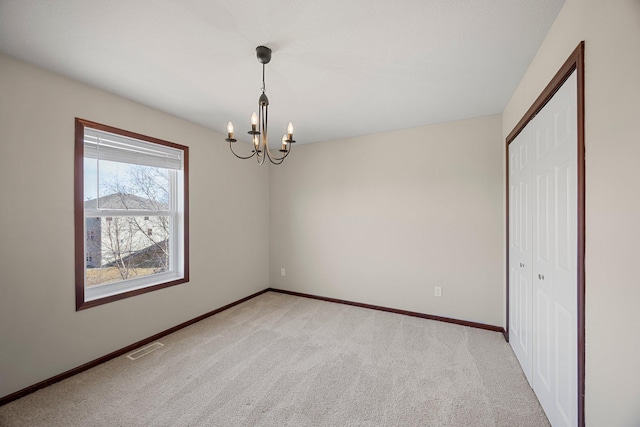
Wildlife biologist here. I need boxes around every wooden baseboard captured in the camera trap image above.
[268,288,506,334]
[0,288,269,407]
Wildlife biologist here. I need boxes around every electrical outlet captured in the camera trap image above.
[281,268,286,277]
[434,286,442,297]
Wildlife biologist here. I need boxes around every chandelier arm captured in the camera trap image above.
[263,142,278,160]
[262,106,292,162]
[265,143,291,162]
[229,140,257,160]
[262,104,268,151]
[268,157,285,165]
[256,114,266,164]
[266,149,289,164]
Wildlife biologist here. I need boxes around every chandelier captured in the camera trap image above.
[225,46,296,165]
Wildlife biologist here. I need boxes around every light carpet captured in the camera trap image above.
[0,291,549,426]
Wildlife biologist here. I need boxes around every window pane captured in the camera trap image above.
[84,157,98,201]
[85,216,170,287]
[95,160,170,210]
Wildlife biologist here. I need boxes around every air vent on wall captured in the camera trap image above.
[126,342,164,360]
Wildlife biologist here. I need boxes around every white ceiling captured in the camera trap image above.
[0,0,564,145]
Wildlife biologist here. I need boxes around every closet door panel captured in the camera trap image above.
[509,125,533,384]
[535,286,552,390]
[550,72,578,427]
[533,155,555,402]
[556,303,574,425]
[531,71,578,427]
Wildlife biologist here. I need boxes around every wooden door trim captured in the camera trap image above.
[505,41,585,427]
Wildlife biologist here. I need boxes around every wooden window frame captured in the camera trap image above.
[74,118,189,310]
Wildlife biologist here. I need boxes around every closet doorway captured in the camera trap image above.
[506,42,585,427]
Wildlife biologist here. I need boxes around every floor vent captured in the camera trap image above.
[126,342,164,360]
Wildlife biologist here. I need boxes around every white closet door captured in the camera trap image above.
[509,123,534,385]
[532,71,578,427]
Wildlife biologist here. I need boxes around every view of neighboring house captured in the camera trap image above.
[84,193,169,279]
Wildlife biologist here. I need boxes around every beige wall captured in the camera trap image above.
[503,0,640,425]
[0,53,269,398]
[270,115,504,326]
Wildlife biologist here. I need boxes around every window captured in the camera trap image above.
[75,118,189,310]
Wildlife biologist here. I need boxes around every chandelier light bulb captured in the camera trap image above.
[226,121,234,137]
[287,122,294,137]
[251,112,258,129]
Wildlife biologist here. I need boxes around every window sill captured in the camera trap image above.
[77,272,188,311]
